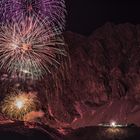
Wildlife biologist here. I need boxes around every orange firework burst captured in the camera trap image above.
[1,90,40,120]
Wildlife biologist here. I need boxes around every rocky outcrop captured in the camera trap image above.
[1,23,140,129]
[46,23,140,128]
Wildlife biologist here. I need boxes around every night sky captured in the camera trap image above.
[66,0,140,35]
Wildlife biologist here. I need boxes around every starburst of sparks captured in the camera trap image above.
[0,0,70,121]
[0,17,67,80]
[1,90,40,120]
[0,0,66,35]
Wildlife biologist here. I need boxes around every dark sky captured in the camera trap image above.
[66,0,140,35]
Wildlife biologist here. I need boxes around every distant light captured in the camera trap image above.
[110,121,116,127]
[98,122,127,128]
[15,99,24,109]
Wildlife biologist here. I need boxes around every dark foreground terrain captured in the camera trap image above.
[0,121,63,140]
[65,126,140,140]
[0,122,140,140]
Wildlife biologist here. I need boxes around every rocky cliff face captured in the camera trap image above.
[1,23,140,129]
[46,23,140,128]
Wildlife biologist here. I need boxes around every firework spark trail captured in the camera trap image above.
[0,18,67,80]
[1,90,40,120]
[0,0,66,35]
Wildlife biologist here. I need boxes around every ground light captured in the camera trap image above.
[110,121,117,127]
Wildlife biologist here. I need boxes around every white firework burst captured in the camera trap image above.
[0,17,67,80]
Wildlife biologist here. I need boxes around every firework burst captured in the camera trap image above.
[0,0,66,35]
[0,18,67,80]
[1,90,40,120]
